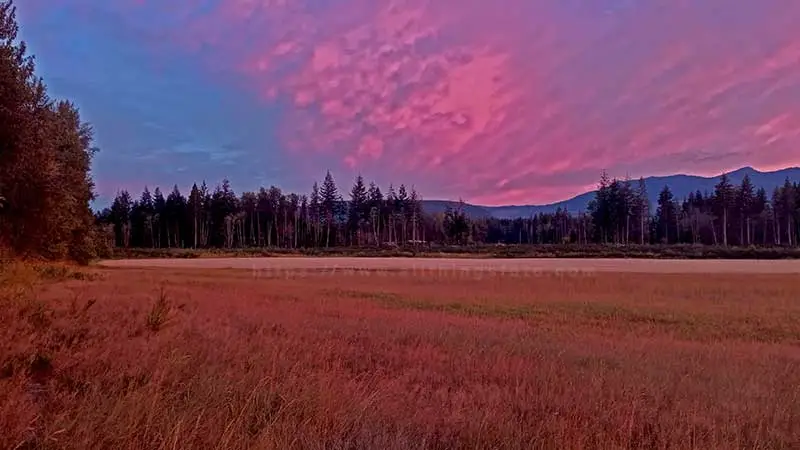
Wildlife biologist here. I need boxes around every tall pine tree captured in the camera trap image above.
[320,171,339,247]
[348,175,367,245]
[713,173,735,247]
[656,186,677,244]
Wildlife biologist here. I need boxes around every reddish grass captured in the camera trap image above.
[2,264,800,449]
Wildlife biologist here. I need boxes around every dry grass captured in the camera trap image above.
[2,263,800,449]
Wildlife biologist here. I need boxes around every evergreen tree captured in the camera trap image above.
[713,173,735,246]
[188,183,203,248]
[165,185,187,248]
[655,185,677,244]
[287,192,300,248]
[210,180,237,247]
[385,184,397,243]
[397,184,409,243]
[320,171,339,247]
[753,187,769,245]
[152,187,166,248]
[736,174,755,246]
[309,182,321,246]
[408,186,423,243]
[619,177,634,244]
[110,191,133,248]
[348,175,368,245]
[367,182,384,245]
[795,182,800,245]
[137,187,155,248]
[771,187,783,245]
[444,200,470,245]
[589,171,612,243]
[635,177,650,244]
[778,179,796,246]
[239,191,258,247]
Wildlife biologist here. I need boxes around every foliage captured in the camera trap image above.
[443,201,470,244]
[0,1,97,262]
[145,286,172,332]
[99,170,800,254]
[106,242,800,261]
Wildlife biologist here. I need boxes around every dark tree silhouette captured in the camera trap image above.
[0,1,99,261]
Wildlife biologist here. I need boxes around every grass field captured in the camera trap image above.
[2,263,800,449]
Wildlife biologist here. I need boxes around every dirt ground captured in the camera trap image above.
[99,256,800,273]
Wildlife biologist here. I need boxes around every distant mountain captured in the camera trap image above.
[421,200,494,219]
[422,166,800,219]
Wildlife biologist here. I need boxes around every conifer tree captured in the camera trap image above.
[737,175,755,246]
[320,171,339,247]
[348,175,368,245]
[656,185,677,244]
[713,173,735,246]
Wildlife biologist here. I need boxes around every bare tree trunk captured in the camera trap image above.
[257,212,262,247]
[373,214,379,246]
[325,217,330,247]
[722,209,728,247]
[746,217,751,246]
[625,215,630,245]
[249,214,254,247]
[283,213,288,248]
[640,214,645,245]
[711,218,718,246]
[740,216,746,246]
[123,222,131,248]
[294,211,299,249]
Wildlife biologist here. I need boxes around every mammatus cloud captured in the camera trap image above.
[31,1,800,204]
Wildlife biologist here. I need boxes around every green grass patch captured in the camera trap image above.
[322,288,800,343]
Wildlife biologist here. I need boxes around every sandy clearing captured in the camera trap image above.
[98,257,800,274]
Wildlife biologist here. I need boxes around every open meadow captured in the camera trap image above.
[2,260,800,449]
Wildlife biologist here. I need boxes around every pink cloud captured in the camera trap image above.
[41,1,800,204]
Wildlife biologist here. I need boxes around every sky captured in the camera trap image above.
[16,0,800,207]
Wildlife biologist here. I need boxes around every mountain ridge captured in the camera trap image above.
[423,166,800,219]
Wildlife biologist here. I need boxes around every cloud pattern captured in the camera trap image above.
[23,0,800,204]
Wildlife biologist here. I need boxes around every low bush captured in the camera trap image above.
[108,243,800,260]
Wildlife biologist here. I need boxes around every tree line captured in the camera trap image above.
[472,173,800,248]
[0,1,99,262]
[588,172,800,247]
[98,173,428,250]
[99,170,800,251]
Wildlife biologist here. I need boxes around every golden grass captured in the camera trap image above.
[2,264,800,449]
